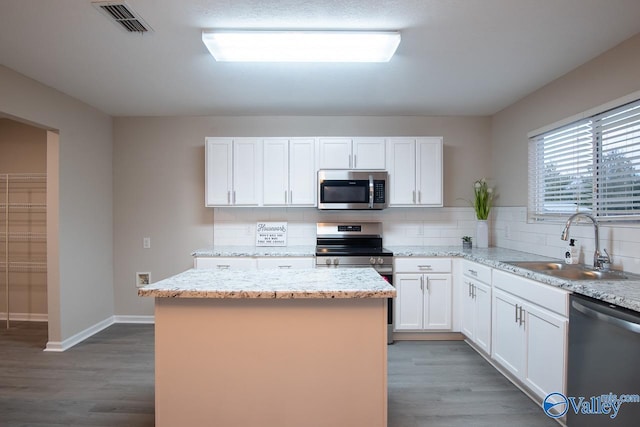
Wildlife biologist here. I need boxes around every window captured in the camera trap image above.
[529,99,640,221]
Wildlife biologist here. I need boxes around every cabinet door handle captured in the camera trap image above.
[471,284,476,299]
[413,190,416,203]
[467,282,472,297]
[233,191,236,204]
[227,190,231,204]
[418,190,421,204]
[468,269,478,277]
[418,265,432,270]
[284,190,288,204]
[216,264,231,269]
[290,190,293,203]
[349,154,352,168]
[425,277,429,292]
[420,275,424,291]
[515,304,520,323]
[353,154,357,168]
[519,306,525,326]
[278,265,292,269]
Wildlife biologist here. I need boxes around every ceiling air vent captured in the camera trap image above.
[93,1,152,33]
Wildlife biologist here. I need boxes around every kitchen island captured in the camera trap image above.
[139,268,395,427]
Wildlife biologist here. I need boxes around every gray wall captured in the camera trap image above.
[0,65,114,344]
[113,116,491,315]
[492,33,640,206]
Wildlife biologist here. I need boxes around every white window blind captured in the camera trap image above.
[529,99,640,221]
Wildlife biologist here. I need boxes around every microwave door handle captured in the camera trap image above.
[369,175,374,208]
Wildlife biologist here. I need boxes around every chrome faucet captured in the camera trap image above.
[561,212,610,270]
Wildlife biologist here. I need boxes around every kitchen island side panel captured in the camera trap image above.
[154,297,388,427]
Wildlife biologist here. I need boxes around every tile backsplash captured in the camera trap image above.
[212,207,478,247]
[493,206,640,275]
[212,205,640,274]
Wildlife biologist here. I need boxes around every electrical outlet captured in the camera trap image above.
[143,237,151,249]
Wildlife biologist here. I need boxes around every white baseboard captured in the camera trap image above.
[44,316,115,352]
[43,314,155,352]
[0,312,48,322]
[114,315,155,324]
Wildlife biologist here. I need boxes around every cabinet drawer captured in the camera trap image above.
[461,260,492,284]
[194,257,256,270]
[395,257,451,273]
[493,269,569,316]
[256,257,314,270]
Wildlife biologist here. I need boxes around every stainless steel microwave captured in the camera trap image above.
[318,170,388,210]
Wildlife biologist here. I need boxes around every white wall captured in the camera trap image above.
[491,33,640,274]
[113,116,491,315]
[0,65,114,344]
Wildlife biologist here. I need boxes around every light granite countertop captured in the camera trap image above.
[190,245,640,312]
[138,267,396,299]
[192,245,316,257]
[388,245,640,313]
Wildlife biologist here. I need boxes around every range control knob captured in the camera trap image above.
[325,258,332,266]
[369,257,376,265]
[377,257,384,265]
[333,258,340,266]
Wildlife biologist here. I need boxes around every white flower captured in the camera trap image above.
[474,181,481,189]
[487,187,493,194]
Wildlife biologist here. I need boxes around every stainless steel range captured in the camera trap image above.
[315,222,394,343]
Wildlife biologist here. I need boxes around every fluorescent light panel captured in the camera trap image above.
[202,30,401,62]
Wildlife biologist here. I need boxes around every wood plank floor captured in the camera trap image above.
[0,322,154,427]
[1,323,558,426]
[388,341,559,427]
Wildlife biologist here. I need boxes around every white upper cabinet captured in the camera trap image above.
[262,138,289,206]
[318,137,385,169]
[416,138,443,205]
[318,138,352,169]
[205,138,233,206]
[289,138,317,205]
[263,138,316,206]
[205,138,262,206]
[387,137,443,207]
[352,138,386,169]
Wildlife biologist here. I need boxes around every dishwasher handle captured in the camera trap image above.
[572,298,640,334]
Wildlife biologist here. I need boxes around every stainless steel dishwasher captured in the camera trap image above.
[567,294,640,426]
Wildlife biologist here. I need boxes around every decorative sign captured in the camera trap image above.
[256,222,288,247]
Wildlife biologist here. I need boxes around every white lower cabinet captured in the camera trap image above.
[460,260,492,354]
[194,256,314,270]
[194,257,256,270]
[394,258,452,331]
[491,270,568,399]
[255,257,314,269]
[461,279,491,354]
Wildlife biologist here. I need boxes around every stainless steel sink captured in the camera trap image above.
[505,261,628,281]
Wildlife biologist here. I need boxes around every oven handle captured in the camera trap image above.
[369,175,374,209]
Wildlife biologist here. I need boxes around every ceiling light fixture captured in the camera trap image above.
[201,30,401,63]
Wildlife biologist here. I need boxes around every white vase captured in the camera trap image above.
[476,220,489,248]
